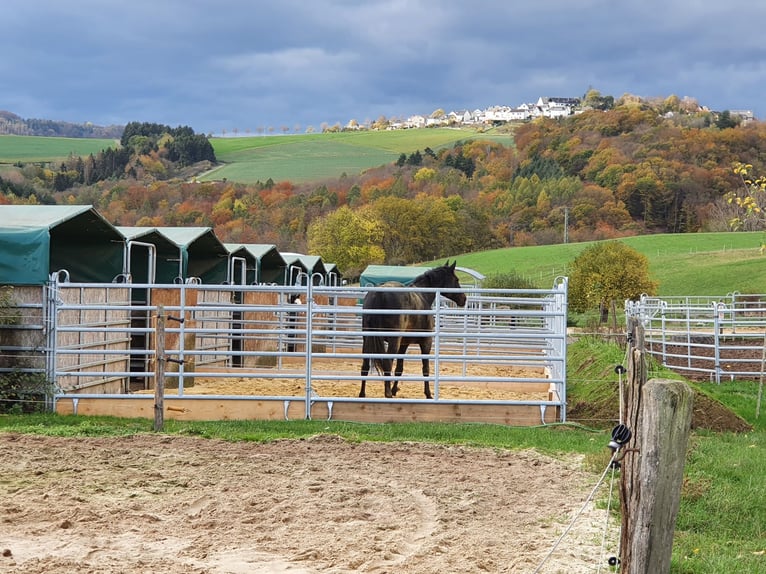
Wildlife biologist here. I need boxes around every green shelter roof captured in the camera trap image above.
[224,243,288,285]
[0,205,123,285]
[359,265,433,287]
[153,227,229,283]
[359,264,483,287]
[117,226,185,284]
[281,253,330,285]
[0,204,96,228]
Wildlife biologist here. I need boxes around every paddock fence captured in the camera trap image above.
[6,274,569,425]
[625,292,766,383]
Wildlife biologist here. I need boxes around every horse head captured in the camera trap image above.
[430,260,466,307]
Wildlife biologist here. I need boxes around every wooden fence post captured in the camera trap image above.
[153,305,166,432]
[620,317,694,573]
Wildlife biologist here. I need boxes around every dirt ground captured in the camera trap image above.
[2,344,749,572]
[0,433,618,574]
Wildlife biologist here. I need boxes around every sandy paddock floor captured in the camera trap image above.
[0,433,617,574]
[164,359,552,402]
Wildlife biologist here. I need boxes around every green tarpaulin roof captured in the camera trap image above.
[360,264,484,287]
[0,205,124,285]
[224,243,287,285]
[0,204,95,228]
[324,263,342,285]
[281,253,330,285]
[359,265,434,287]
[117,226,185,284]
[153,227,229,283]
[118,226,158,241]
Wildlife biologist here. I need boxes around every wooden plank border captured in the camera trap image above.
[55,396,560,426]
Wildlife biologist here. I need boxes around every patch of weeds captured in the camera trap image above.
[0,371,54,414]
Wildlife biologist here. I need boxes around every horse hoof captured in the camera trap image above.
[359,393,366,398]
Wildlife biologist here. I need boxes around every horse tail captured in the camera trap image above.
[364,333,387,373]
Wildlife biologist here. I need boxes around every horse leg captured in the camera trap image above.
[376,336,398,398]
[360,335,375,398]
[382,357,394,398]
[360,356,370,398]
[392,340,409,397]
[420,339,432,399]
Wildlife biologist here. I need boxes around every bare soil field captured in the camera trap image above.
[660,336,764,381]
[0,433,616,574]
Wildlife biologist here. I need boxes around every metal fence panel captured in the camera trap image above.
[626,293,766,383]
[44,276,568,421]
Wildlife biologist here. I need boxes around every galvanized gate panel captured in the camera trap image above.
[626,293,766,382]
[49,281,132,393]
[51,278,569,423]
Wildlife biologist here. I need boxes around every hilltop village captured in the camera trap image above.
[399,96,582,128]
[340,94,755,132]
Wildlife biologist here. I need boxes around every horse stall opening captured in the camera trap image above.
[54,278,568,425]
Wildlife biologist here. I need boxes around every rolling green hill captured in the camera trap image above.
[0,128,513,184]
[449,232,766,296]
[205,127,514,183]
[0,135,117,164]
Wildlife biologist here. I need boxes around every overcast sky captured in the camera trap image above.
[3,1,764,135]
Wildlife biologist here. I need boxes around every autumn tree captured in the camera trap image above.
[371,116,389,130]
[582,89,614,111]
[568,241,658,324]
[306,206,384,280]
[367,195,463,264]
[715,110,739,130]
[726,162,766,231]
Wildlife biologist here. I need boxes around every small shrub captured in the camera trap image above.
[0,286,22,326]
[0,371,54,414]
[482,272,539,291]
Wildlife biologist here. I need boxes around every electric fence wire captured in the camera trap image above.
[531,449,619,574]
[619,338,631,426]
[596,463,619,574]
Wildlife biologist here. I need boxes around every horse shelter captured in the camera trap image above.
[41,275,568,425]
[0,204,567,424]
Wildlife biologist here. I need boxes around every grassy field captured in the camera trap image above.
[204,127,514,183]
[0,128,512,184]
[449,231,766,296]
[0,134,117,164]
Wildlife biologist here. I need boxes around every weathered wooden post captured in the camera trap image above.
[153,305,166,432]
[757,330,765,419]
[620,317,694,573]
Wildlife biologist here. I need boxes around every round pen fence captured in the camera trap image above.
[32,274,568,425]
[625,293,766,383]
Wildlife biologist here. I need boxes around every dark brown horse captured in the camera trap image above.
[359,261,467,399]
